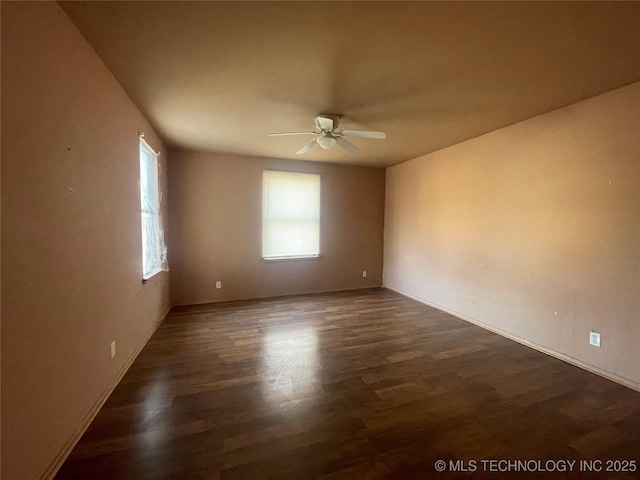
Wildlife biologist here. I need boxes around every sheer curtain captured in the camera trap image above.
[140,138,168,278]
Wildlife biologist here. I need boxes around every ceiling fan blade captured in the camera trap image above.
[296,138,318,155]
[341,129,386,139]
[315,115,335,131]
[269,131,317,136]
[335,136,360,154]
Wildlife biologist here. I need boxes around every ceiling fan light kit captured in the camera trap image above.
[317,135,337,149]
[269,115,387,155]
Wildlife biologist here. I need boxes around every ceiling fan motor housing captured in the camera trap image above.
[316,114,340,132]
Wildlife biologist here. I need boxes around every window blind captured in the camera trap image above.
[262,170,320,259]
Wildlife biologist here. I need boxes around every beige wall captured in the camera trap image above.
[1,3,170,479]
[169,151,385,305]
[384,82,640,389]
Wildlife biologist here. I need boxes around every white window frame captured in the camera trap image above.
[262,170,321,260]
[140,136,166,280]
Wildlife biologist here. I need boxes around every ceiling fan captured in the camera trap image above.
[269,115,386,154]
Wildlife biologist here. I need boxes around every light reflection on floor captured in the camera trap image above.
[140,374,167,445]
[260,327,323,411]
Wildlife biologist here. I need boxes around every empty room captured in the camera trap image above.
[2,1,639,479]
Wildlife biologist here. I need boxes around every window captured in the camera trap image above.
[140,136,167,279]
[262,170,320,259]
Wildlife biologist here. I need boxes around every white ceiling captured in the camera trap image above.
[60,1,640,168]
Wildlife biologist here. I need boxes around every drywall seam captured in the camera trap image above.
[41,305,171,480]
[384,285,640,393]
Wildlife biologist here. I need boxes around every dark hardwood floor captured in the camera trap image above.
[56,288,640,479]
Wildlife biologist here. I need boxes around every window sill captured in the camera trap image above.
[263,254,321,262]
[142,268,164,284]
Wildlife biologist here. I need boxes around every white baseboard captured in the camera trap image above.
[43,304,171,480]
[384,284,640,393]
[171,284,384,307]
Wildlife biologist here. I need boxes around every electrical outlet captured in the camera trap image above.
[589,331,601,348]
[362,271,367,278]
[110,341,116,358]
[216,281,222,289]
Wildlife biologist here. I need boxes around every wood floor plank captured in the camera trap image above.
[56,288,640,479]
